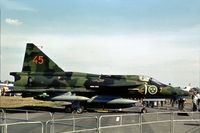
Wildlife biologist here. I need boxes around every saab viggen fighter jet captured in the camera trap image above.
[10,43,189,113]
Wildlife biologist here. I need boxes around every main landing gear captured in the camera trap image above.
[64,101,85,114]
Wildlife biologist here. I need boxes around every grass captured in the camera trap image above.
[0,96,59,108]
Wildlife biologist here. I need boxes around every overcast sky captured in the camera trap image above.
[1,0,200,87]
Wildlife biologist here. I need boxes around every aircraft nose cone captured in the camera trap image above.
[174,87,190,96]
[182,90,190,96]
[160,86,190,96]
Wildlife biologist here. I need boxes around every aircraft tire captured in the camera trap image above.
[65,105,72,113]
[76,106,84,114]
[141,108,147,113]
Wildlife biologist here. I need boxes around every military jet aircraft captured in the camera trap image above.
[10,43,189,113]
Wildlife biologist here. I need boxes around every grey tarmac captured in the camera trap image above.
[1,105,200,133]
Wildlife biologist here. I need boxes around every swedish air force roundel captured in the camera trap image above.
[148,85,158,95]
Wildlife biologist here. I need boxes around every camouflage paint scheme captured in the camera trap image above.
[10,43,189,109]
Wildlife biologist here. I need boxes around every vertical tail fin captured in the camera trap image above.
[22,43,64,72]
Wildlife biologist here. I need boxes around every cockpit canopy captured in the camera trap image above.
[139,75,167,87]
[138,75,150,82]
[150,78,167,87]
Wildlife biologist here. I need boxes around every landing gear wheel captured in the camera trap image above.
[76,106,84,114]
[65,106,72,113]
[141,108,147,113]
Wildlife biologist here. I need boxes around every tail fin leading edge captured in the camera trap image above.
[22,43,64,72]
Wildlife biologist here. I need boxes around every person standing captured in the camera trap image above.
[192,92,198,111]
[178,98,186,111]
[196,92,200,111]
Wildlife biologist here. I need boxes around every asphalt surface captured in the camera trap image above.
[0,104,200,133]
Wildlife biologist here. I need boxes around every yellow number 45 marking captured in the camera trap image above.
[32,56,44,64]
